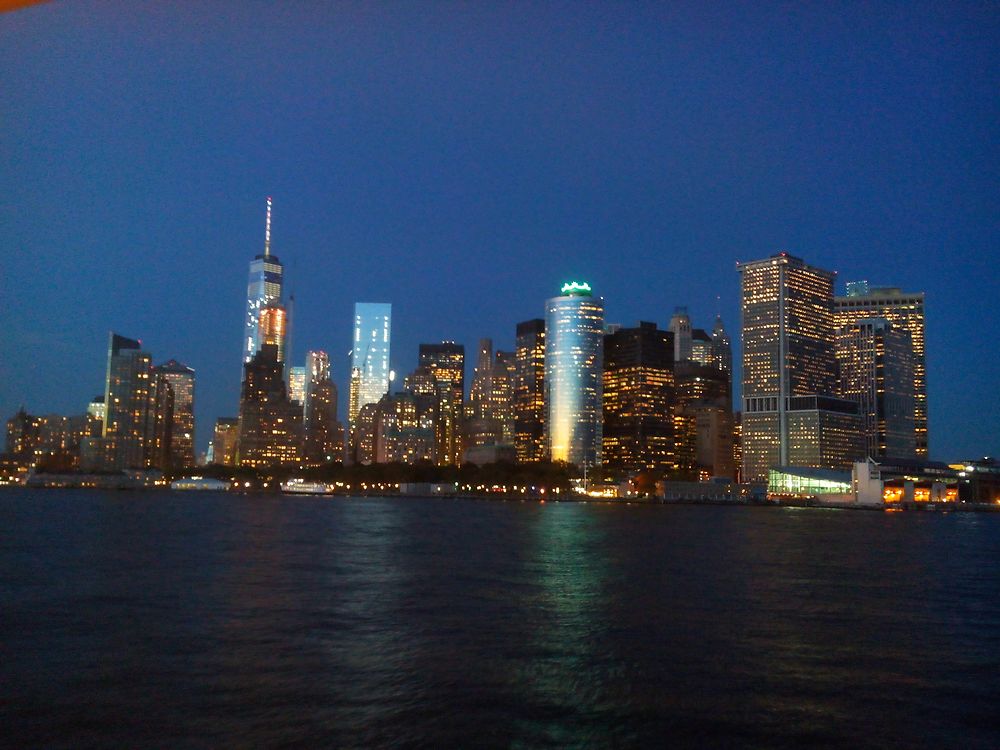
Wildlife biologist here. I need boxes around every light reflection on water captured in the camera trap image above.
[1,490,999,748]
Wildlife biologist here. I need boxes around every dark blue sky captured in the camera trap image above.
[2,2,998,460]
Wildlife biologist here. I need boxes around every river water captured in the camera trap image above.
[2,490,999,748]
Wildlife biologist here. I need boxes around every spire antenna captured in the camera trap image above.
[264,196,272,257]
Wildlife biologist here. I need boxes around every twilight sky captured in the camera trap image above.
[2,1,998,460]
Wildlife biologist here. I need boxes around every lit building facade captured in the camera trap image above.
[711,315,733,376]
[836,318,916,460]
[834,285,927,457]
[738,253,862,480]
[152,359,195,470]
[303,350,342,464]
[601,322,674,472]
[102,333,153,471]
[288,365,306,405]
[258,303,288,368]
[468,338,493,420]
[544,282,604,467]
[237,343,302,468]
[514,319,546,463]
[348,302,392,428]
[375,393,436,464]
[211,417,239,466]
[419,342,465,465]
[244,197,284,365]
[669,307,693,363]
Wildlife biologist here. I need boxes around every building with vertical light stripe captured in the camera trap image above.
[738,253,863,481]
[544,282,604,467]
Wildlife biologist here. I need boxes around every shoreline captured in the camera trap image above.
[5,484,999,513]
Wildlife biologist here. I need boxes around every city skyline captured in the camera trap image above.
[2,3,997,460]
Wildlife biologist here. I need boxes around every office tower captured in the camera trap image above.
[101,333,154,471]
[288,366,306,405]
[419,342,465,465]
[303,351,342,464]
[348,303,392,427]
[5,408,41,459]
[738,253,863,480]
[836,319,916,459]
[36,414,90,471]
[690,328,714,366]
[834,285,927,457]
[244,197,284,365]
[352,402,380,465]
[545,282,605,466]
[671,356,733,478]
[463,348,516,458]
[152,360,195,470]
[711,316,732,376]
[514,319,546,463]
[488,351,516,442]
[237,343,302,468]
[211,418,239,466]
[669,307,693,363]
[259,302,289,367]
[468,338,493,420]
[602,322,674,472]
[145,370,174,471]
[375,392,436,464]
[87,396,105,427]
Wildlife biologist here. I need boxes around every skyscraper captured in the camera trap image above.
[244,197,284,366]
[836,318,916,459]
[152,359,195,470]
[237,343,302,468]
[259,302,289,368]
[514,319,546,463]
[711,315,732,376]
[468,338,493,420]
[303,350,342,464]
[419,342,465,466]
[348,303,392,428]
[602,322,675,472]
[545,282,604,467]
[102,333,153,470]
[669,307,693,363]
[738,253,863,480]
[834,285,927,457]
[211,417,239,466]
[288,365,306,405]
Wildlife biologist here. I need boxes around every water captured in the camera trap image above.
[2,490,999,748]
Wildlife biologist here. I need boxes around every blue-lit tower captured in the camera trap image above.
[544,281,605,467]
[244,197,284,366]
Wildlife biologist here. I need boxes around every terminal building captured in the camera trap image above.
[768,458,1000,507]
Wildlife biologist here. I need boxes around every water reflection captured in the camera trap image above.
[2,491,999,748]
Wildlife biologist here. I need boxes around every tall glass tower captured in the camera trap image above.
[544,282,605,467]
[348,303,392,428]
[244,197,284,365]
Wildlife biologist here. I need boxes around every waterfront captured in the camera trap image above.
[2,490,999,748]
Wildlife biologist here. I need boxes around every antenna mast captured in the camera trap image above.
[264,196,272,257]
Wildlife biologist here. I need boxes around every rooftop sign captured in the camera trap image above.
[560,281,592,296]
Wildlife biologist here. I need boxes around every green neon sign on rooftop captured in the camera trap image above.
[560,281,592,297]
